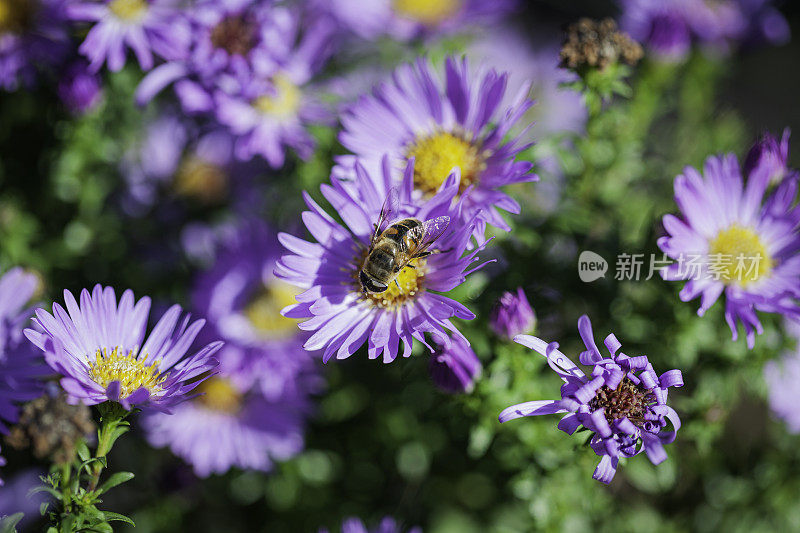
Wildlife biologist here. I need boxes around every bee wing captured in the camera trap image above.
[372,187,400,243]
[407,215,450,257]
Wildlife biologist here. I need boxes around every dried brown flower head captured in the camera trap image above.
[560,18,644,70]
[5,391,96,465]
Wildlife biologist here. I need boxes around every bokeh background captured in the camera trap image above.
[1,0,799,531]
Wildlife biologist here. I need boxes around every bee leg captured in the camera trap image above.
[395,279,401,289]
[412,251,434,259]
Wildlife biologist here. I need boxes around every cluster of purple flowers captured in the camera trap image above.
[621,0,790,60]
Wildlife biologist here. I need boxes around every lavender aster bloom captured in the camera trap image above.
[338,56,535,238]
[24,285,222,412]
[142,349,310,477]
[68,0,189,72]
[658,153,800,348]
[0,268,46,485]
[320,516,421,533]
[322,0,516,42]
[0,0,69,90]
[744,128,795,185]
[499,315,684,484]
[192,220,320,400]
[621,0,790,60]
[489,287,536,340]
[428,335,481,393]
[276,158,489,363]
[58,60,104,114]
[765,345,800,433]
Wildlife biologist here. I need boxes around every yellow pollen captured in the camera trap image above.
[708,225,772,286]
[243,279,301,337]
[109,0,147,21]
[195,377,242,414]
[174,156,228,202]
[88,347,165,398]
[406,131,484,196]
[363,258,427,309]
[393,0,463,25]
[253,75,301,120]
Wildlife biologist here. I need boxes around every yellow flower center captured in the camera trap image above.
[195,377,242,414]
[362,258,427,309]
[88,347,165,398]
[174,156,227,203]
[109,0,147,22]
[393,0,463,25]
[0,0,35,34]
[253,75,301,120]
[243,279,301,338]
[406,131,484,196]
[708,225,772,286]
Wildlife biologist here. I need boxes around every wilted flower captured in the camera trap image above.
[338,56,535,238]
[0,268,46,485]
[321,0,516,42]
[765,344,800,433]
[658,153,800,348]
[58,61,103,114]
[24,285,222,411]
[489,287,536,339]
[428,335,482,393]
[320,516,421,533]
[499,315,683,484]
[5,386,95,465]
[560,18,643,70]
[744,128,794,185]
[68,0,189,72]
[276,159,488,363]
[0,0,70,90]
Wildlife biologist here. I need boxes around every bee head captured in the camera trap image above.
[359,270,388,293]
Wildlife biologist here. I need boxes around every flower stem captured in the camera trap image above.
[87,402,128,492]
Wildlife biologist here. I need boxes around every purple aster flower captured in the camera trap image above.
[320,516,421,533]
[744,128,795,186]
[499,315,684,484]
[321,0,516,42]
[68,0,190,73]
[765,344,800,434]
[428,335,481,393]
[0,0,69,90]
[489,287,536,340]
[0,268,46,485]
[658,153,800,348]
[338,56,536,238]
[276,158,489,363]
[142,347,311,477]
[58,60,104,114]
[621,0,790,60]
[24,285,222,412]
[192,220,321,400]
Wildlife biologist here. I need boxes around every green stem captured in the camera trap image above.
[87,403,127,492]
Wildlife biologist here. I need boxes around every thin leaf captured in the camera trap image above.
[102,512,135,526]
[0,513,24,533]
[96,472,134,495]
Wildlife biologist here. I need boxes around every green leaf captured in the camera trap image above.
[76,440,91,463]
[102,512,135,526]
[96,472,135,495]
[40,502,50,516]
[27,485,63,501]
[0,513,24,533]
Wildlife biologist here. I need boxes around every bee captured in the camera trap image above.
[359,187,450,294]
